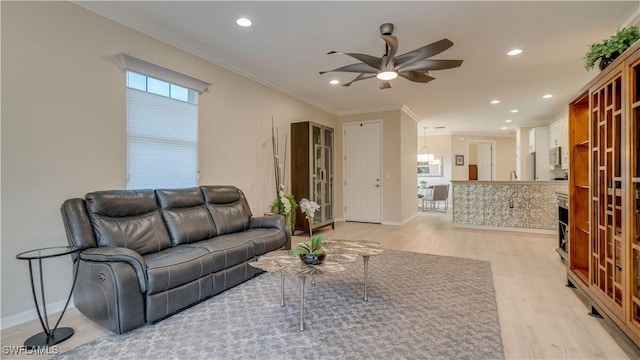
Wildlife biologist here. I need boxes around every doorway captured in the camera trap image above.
[468,140,496,181]
[343,121,382,223]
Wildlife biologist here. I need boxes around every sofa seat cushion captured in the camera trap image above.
[144,246,214,295]
[244,228,287,256]
[184,235,255,272]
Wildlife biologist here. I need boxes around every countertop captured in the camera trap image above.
[451,180,568,185]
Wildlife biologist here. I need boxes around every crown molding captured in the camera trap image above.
[621,5,640,27]
[336,104,404,117]
[401,105,419,123]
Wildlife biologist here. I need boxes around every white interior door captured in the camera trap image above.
[344,121,381,223]
[477,142,493,181]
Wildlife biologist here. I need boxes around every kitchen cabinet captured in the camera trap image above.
[548,117,569,170]
[528,127,548,154]
[528,127,550,180]
[560,118,569,169]
[566,40,640,347]
[549,121,561,148]
[291,121,334,235]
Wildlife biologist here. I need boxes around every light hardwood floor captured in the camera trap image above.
[2,211,640,359]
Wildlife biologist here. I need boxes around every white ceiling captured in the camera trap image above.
[77,1,639,135]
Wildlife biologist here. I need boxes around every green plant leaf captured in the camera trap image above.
[311,235,324,251]
[584,26,640,70]
[291,242,311,256]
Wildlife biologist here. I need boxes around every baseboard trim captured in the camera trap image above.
[452,223,555,235]
[1,300,75,330]
[382,213,418,226]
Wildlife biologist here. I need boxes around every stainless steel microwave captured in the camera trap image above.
[549,146,561,167]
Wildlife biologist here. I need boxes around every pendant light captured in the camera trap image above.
[419,127,429,154]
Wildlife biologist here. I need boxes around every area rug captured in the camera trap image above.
[54,250,504,360]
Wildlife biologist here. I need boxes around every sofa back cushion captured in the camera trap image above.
[85,190,172,255]
[200,186,252,236]
[156,188,217,246]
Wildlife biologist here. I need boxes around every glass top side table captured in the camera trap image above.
[16,245,80,349]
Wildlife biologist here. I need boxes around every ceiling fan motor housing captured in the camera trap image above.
[380,23,394,35]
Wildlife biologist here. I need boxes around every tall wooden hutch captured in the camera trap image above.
[567,40,640,346]
[290,121,335,235]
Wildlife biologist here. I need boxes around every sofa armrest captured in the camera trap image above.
[80,247,148,293]
[250,215,291,250]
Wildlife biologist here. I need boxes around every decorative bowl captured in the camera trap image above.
[299,253,326,265]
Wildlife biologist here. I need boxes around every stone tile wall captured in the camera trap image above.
[453,183,567,230]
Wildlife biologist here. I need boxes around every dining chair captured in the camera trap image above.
[422,184,449,212]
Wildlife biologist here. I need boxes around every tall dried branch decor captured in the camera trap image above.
[268,117,297,230]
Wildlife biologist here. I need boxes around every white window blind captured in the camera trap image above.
[126,71,199,189]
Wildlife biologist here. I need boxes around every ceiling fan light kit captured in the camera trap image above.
[376,71,398,80]
[320,23,463,89]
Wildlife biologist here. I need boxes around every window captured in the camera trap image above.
[126,70,199,189]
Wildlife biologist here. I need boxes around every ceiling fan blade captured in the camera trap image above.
[381,35,398,60]
[320,63,378,74]
[327,51,382,70]
[399,71,436,83]
[394,39,454,68]
[343,73,377,87]
[397,59,464,72]
[379,81,392,90]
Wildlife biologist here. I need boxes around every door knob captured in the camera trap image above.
[374,184,380,188]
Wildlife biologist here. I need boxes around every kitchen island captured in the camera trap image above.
[451,180,568,233]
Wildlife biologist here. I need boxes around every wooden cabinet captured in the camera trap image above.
[569,92,590,285]
[628,52,640,337]
[567,41,640,346]
[291,121,334,235]
[590,66,624,318]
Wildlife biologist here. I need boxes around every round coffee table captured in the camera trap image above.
[322,239,384,301]
[250,250,357,331]
[250,239,384,330]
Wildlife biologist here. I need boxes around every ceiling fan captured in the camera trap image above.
[320,23,463,89]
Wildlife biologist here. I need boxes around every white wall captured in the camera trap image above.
[1,2,337,323]
[400,108,418,222]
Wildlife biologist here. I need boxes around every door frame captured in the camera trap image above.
[467,139,497,181]
[342,119,383,223]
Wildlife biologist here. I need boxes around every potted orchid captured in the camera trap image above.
[291,199,326,265]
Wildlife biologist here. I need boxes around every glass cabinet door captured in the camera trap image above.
[324,128,333,221]
[311,124,323,223]
[309,124,333,224]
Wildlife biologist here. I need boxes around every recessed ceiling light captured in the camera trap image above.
[236,18,252,27]
[490,100,500,104]
[507,49,522,56]
[542,94,553,99]
[329,80,340,85]
[510,109,519,113]
[501,127,508,130]
[505,119,512,123]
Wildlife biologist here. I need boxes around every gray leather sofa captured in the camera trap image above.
[61,185,290,334]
